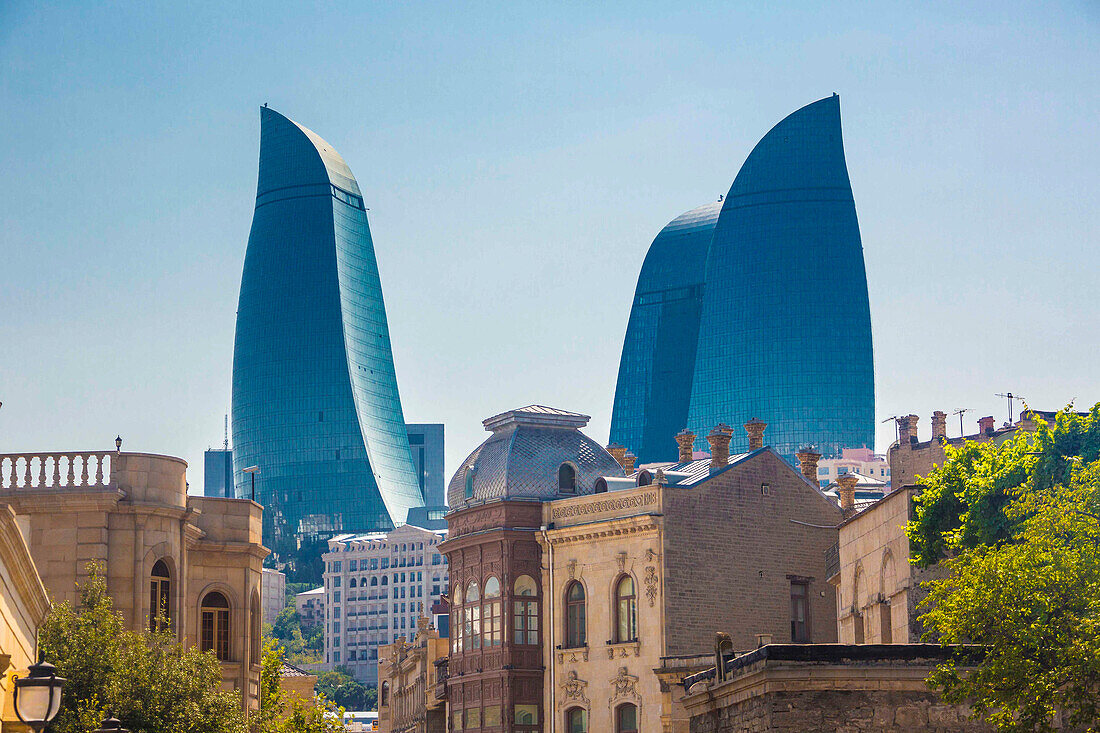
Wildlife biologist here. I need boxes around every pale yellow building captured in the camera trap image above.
[0,450,267,711]
[0,504,51,733]
[377,615,448,733]
[538,424,840,733]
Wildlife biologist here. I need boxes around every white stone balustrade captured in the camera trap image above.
[0,452,114,490]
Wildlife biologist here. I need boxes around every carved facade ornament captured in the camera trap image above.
[645,547,658,562]
[610,666,640,701]
[644,566,658,607]
[560,670,590,708]
[616,552,627,573]
[567,559,577,580]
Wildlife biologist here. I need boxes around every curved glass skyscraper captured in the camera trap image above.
[232,107,423,560]
[609,201,721,463]
[611,95,874,464]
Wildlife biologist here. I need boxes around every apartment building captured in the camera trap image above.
[322,523,449,685]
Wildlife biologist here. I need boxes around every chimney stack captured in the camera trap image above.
[796,446,821,484]
[675,429,696,464]
[897,416,911,444]
[906,414,919,443]
[707,424,733,469]
[607,443,628,470]
[623,452,637,473]
[931,411,947,441]
[978,416,995,435]
[837,473,858,515]
[744,418,767,452]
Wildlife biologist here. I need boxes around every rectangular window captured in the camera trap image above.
[790,581,811,642]
[514,600,538,644]
[452,711,463,731]
[515,705,538,725]
[333,561,341,572]
[484,704,501,727]
[349,560,357,571]
[465,708,480,729]
[485,600,501,646]
[334,577,341,588]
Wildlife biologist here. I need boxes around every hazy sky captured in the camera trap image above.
[1,1,1097,495]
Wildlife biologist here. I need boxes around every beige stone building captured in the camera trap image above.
[377,614,448,733]
[0,450,267,711]
[0,504,51,733]
[538,422,841,733]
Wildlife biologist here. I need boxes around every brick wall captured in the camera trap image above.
[662,450,842,654]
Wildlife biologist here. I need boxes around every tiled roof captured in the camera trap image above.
[280,662,312,677]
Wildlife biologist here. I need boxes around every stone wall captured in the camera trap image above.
[682,645,992,733]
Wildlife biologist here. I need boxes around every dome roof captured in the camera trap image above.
[447,406,626,506]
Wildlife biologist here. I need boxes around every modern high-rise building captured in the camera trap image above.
[232,106,424,561]
[203,448,234,498]
[611,95,875,464]
[406,423,445,507]
[609,201,721,464]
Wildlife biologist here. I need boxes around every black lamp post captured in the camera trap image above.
[115,435,122,453]
[243,465,260,501]
[92,715,129,732]
[12,660,65,732]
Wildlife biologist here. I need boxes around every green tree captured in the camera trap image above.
[315,667,376,711]
[908,404,1100,567]
[908,404,1100,731]
[39,563,247,733]
[265,605,322,666]
[254,641,345,733]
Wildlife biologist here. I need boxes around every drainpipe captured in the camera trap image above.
[542,525,556,733]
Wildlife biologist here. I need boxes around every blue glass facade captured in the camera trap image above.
[611,95,874,464]
[609,202,721,463]
[232,107,424,559]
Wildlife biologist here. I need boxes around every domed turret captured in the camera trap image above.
[447,405,625,506]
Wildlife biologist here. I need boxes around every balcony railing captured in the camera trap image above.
[1,451,114,490]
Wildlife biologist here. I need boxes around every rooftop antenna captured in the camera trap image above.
[952,408,970,437]
[224,414,229,450]
[882,415,901,444]
[994,393,1024,425]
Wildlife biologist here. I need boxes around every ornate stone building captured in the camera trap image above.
[0,450,267,711]
[0,503,50,732]
[439,406,625,733]
[539,421,841,733]
[377,611,448,733]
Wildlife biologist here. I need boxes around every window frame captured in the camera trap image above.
[564,580,586,648]
[613,574,638,643]
[615,702,638,733]
[200,590,231,661]
[149,559,171,632]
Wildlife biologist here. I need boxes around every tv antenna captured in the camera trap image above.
[882,415,902,444]
[994,393,1024,425]
[952,408,970,437]
[224,414,229,450]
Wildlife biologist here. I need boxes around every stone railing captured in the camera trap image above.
[0,451,114,491]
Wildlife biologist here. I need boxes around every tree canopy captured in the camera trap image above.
[315,666,377,711]
[909,405,1100,732]
[254,641,346,733]
[40,563,247,733]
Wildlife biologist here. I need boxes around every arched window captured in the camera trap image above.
[565,581,586,648]
[149,560,171,632]
[558,463,577,493]
[614,575,637,643]
[451,581,462,654]
[615,703,638,733]
[464,467,475,500]
[250,593,261,665]
[880,552,896,643]
[636,470,652,487]
[349,578,357,588]
[593,478,608,494]
[852,566,865,644]
[484,576,502,646]
[382,576,388,586]
[566,707,588,733]
[371,577,378,586]
[513,575,538,645]
[465,580,481,649]
[200,591,231,661]
[380,681,389,707]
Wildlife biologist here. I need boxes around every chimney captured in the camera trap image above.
[796,446,821,483]
[707,424,733,469]
[978,416,995,435]
[675,429,696,464]
[837,473,858,515]
[623,452,637,473]
[931,411,947,441]
[897,416,911,444]
[744,418,767,451]
[607,443,628,470]
[906,414,920,444]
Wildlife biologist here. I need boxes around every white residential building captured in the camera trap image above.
[262,567,287,624]
[816,447,890,489]
[321,523,448,685]
[296,586,325,627]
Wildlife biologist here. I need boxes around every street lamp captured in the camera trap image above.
[243,465,260,502]
[92,715,129,732]
[12,660,65,732]
[115,435,122,453]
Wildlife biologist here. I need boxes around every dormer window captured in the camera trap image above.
[558,463,577,493]
[464,466,475,500]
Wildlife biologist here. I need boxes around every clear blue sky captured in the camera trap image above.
[1,1,1097,493]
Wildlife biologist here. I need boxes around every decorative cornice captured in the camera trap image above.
[0,505,51,623]
[544,516,660,547]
